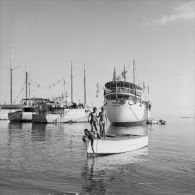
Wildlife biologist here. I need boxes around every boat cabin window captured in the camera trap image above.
[106,94,129,100]
[23,107,35,112]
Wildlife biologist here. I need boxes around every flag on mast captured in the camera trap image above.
[112,67,116,83]
[121,64,127,81]
[96,83,99,97]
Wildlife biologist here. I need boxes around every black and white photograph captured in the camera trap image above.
[0,0,194,194]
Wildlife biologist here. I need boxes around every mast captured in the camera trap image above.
[71,61,73,102]
[63,77,66,98]
[122,64,126,89]
[113,67,117,99]
[129,63,130,89]
[9,47,13,105]
[84,65,86,106]
[28,71,31,106]
[29,81,31,106]
[25,63,28,102]
[133,59,137,102]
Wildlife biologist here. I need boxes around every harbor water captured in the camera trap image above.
[0,118,194,195]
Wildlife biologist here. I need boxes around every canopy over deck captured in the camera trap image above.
[105,81,142,90]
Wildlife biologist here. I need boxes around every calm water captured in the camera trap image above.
[0,118,194,195]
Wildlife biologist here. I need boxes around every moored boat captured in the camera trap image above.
[8,98,49,122]
[104,61,151,125]
[8,106,36,122]
[32,63,90,123]
[84,134,148,156]
[0,104,23,120]
[159,119,166,125]
[147,119,158,125]
[32,108,89,123]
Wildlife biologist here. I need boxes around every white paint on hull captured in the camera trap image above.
[45,109,89,123]
[86,135,148,155]
[22,112,35,121]
[45,113,89,123]
[105,100,149,123]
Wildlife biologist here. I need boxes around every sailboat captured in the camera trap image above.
[32,63,89,123]
[0,48,25,120]
[104,61,151,125]
[8,64,39,122]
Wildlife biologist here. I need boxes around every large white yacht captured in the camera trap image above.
[104,63,151,125]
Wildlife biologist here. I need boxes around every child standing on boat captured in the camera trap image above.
[98,107,107,138]
[88,107,98,133]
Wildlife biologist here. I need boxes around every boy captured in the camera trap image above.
[88,107,98,132]
[98,106,107,138]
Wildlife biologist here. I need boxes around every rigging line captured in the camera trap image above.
[96,83,104,90]
[126,60,133,71]
[13,82,26,102]
[144,124,155,132]
[129,104,154,133]
[135,63,140,85]
[129,103,154,132]
[129,104,142,125]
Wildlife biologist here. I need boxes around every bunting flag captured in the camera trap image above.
[13,76,66,103]
[16,87,24,98]
[30,77,66,90]
[96,83,99,97]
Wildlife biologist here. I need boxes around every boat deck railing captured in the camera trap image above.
[105,87,142,96]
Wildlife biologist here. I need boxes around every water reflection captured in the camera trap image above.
[106,123,149,136]
[8,122,32,132]
[81,147,148,194]
[7,122,58,142]
[31,123,47,142]
[81,158,106,194]
[8,122,23,130]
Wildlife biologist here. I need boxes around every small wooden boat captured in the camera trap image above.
[147,119,158,124]
[8,107,36,122]
[84,134,148,156]
[0,104,23,120]
[159,119,166,125]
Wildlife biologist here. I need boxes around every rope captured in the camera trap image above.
[13,82,25,103]
[129,105,154,137]
[129,103,142,125]
[135,64,140,85]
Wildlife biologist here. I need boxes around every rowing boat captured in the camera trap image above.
[84,134,148,156]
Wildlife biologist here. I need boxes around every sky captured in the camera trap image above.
[0,0,195,117]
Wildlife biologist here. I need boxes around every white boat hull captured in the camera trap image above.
[105,100,150,124]
[45,113,88,123]
[32,109,89,123]
[86,135,148,155]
